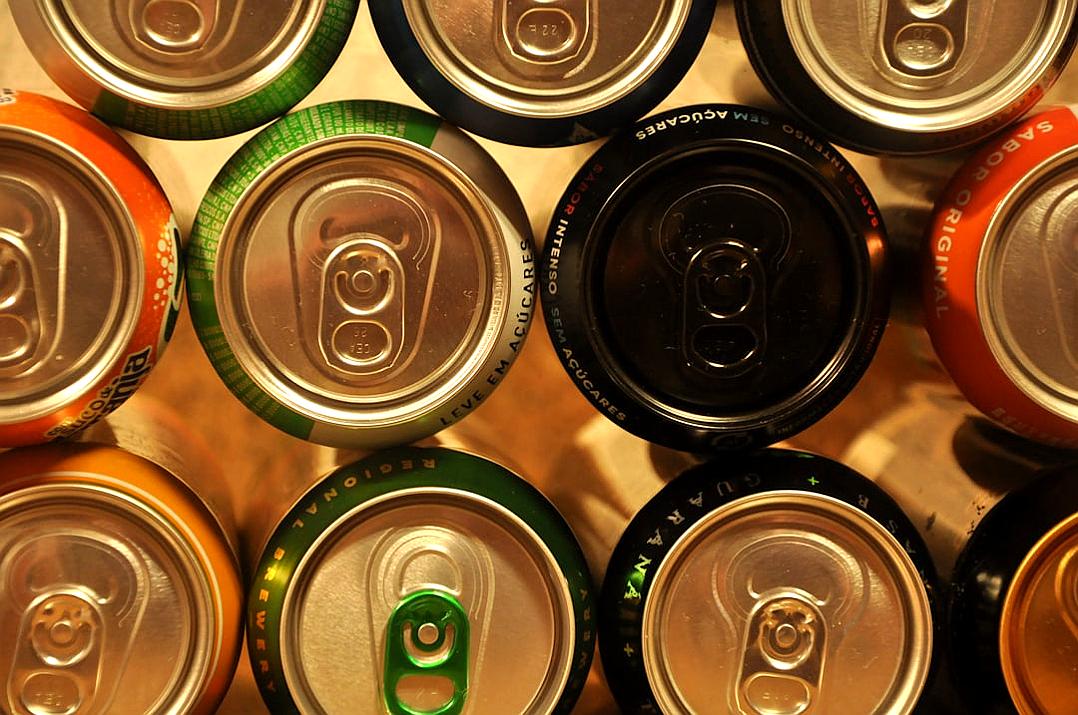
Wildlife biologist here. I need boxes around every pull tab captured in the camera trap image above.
[1056,547,1078,641]
[736,594,826,715]
[383,590,470,715]
[496,0,595,75]
[1041,184,1078,372]
[130,0,218,53]
[0,237,41,373]
[881,0,969,77]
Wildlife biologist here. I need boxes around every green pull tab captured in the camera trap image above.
[383,590,470,715]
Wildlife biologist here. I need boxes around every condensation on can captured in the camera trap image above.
[0,90,181,448]
[9,0,359,139]
[187,100,535,449]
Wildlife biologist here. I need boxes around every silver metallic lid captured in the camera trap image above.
[783,0,1077,133]
[641,492,933,714]
[217,135,512,432]
[0,483,216,715]
[32,0,324,109]
[0,128,141,425]
[979,147,1078,427]
[281,488,576,714]
[402,0,693,117]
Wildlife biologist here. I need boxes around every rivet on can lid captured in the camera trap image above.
[1001,511,1078,715]
[640,492,933,714]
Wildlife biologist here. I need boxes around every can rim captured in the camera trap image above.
[1000,510,1078,714]
[977,145,1078,426]
[0,126,143,426]
[640,489,934,714]
[279,486,577,715]
[0,480,218,713]
[32,0,327,111]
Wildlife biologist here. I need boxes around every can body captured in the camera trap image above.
[924,106,1078,448]
[736,0,1078,154]
[370,0,717,146]
[599,449,938,714]
[187,100,535,449]
[0,90,181,447]
[0,398,244,715]
[246,446,594,715]
[10,0,359,139]
[540,104,889,453]
[949,464,1078,715]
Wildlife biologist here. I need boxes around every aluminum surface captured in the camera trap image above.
[0,484,214,715]
[641,491,932,714]
[217,135,508,427]
[1001,512,1078,715]
[402,0,692,116]
[0,127,141,424]
[979,147,1078,426]
[280,489,576,715]
[24,0,323,109]
[782,0,1077,132]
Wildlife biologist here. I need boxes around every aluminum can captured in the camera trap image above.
[9,0,359,140]
[245,446,595,714]
[187,100,535,449]
[736,0,1078,155]
[949,463,1078,715]
[924,106,1078,449]
[540,104,889,453]
[0,89,181,448]
[599,449,938,714]
[0,395,244,715]
[369,0,717,147]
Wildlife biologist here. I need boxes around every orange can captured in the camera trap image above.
[0,396,243,715]
[924,106,1078,448]
[0,89,181,447]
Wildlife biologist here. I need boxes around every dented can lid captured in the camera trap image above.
[187,101,535,448]
[737,0,1078,154]
[370,0,717,146]
[248,447,595,714]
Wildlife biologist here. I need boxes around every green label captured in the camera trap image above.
[186,100,445,441]
[92,0,359,139]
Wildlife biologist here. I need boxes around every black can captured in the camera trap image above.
[948,464,1078,715]
[540,104,889,453]
[599,450,939,714]
[369,0,716,147]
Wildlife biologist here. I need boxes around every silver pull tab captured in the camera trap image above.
[882,0,969,77]
[1042,184,1078,373]
[131,0,218,52]
[496,0,596,76]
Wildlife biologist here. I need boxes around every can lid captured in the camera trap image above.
[0,482,215,714]
[216,133,510,436]
[1001,511,1078,714]
[777,0,1077,135]
[394,0,692,119]
[641,491,933,714]
[279,488,577,714]
[0,128,141,425]
[36,0,324,109]
[979,148,1078,427]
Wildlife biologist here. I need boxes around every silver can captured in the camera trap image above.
[187,100,535,449]
[369,0,718,146]
[736,0,1078,154]
[0,394,244,715]
[245,446,595,714]
[9,0,360,139]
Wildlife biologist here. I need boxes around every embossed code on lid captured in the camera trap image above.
[641,492,932,714]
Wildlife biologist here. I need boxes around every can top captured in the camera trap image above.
[978,147,1078,427]
[641,491,933,714]
[400,0,692,118]
[35,0,324,109]
[0,126,142,425]
[0,481,215,714]
[782,0,1077,134]
[215,132,512,434]
[279,488,577,714]
[1000,510,1078,714]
